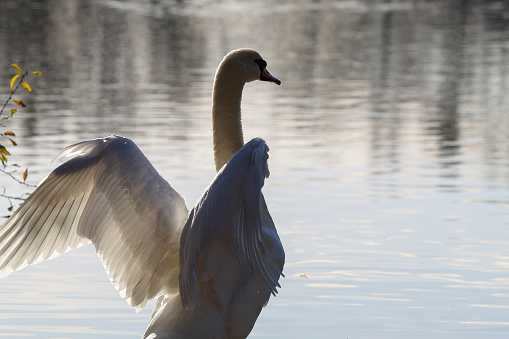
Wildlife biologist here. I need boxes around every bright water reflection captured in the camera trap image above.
[1,0,509,338]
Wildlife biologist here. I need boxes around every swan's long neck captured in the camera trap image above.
[212,62,246,172]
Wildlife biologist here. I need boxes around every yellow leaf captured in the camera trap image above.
[0,153,6,164]
[13,100,25,107]
[11,64,22,74]
[32,71,43,76]
[22,81,31,93]
[0,146,11,156]
[10,109,17,115]
[23,168,28,181]
[9,139,17,146]
[4,131,15,136]
[10,74,20,90]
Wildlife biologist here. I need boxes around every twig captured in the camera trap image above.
[0,70,27,118]
[0,191,28,201]
[0,167,36,187]
[0,187,30,218]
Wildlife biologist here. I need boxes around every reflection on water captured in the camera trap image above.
[1,0,509,338]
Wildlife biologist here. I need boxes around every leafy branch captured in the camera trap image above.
[0,64,42,213]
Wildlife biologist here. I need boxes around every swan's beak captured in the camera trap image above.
[261,68,281,85]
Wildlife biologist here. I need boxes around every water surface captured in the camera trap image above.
[0,0,508,338]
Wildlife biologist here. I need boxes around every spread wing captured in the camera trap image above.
[0,135,189,310]
[179,138,283,310]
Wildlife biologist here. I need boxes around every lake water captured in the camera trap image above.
[0,0,508,338]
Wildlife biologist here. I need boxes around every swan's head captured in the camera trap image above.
[222,48,281,85]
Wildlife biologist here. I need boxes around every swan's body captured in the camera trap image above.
[0,48,284,339]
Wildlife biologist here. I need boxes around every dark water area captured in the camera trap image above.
[1,0,509,338]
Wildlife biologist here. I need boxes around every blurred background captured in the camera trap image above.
[0,0,509,338]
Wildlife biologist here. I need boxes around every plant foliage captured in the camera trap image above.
[0,64,42,214]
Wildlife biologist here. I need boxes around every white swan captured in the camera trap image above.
[0,48,285,339]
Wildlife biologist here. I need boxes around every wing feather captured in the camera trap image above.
[0,135,188,310]
[179,138,283,310]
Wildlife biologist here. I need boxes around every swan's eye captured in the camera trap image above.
[254,59,267,72]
